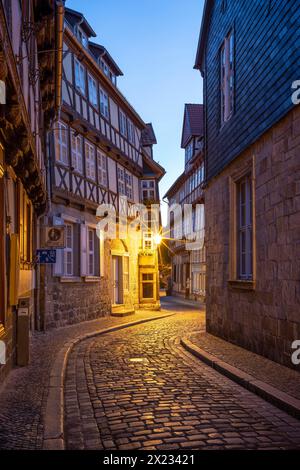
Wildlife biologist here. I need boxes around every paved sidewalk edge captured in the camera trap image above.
[43,312,175,450]
[181,337,300,421]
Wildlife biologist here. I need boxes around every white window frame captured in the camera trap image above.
[88,74,98,108]
[127,119,135,145]
[100,88,109,119]
[64,223,73,276]
[141,180,155,201]
[96,149,107,187]
[71,133,83,174]
[119,110,127,137]
[55,121,68,165]
[117,166,126,196]
[75,59,86,95]
[221,30,234,124]
[185,141,193,164]
[237,175,253,280]
[85,141,96,181]
[143,232,153,250]
[125,172,133,200]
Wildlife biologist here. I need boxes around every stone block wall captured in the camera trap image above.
[45,240,111,329]
[205,106,300,369]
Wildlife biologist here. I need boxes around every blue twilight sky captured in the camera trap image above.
[66,0,204,220]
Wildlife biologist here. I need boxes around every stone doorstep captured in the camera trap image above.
[43,312,176,450]
[181,337,300,420]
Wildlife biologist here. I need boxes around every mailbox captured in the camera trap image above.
[17,298,30,366]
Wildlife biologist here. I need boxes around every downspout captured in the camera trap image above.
[55,1,64,110]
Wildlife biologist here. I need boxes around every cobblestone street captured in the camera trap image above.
[64,301,300,451]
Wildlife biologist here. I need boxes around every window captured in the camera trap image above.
[85,141,96,180]
[55,122,68,165]
[96,149,107,187]
[100,59,109,76]
[75,59,86,95]
[117,166,125,196]
[64,224,73,276]
[19,188,32,265]
[88,228,95,276]
[142,272,154,299]
[143,232,153,250]
[88,74,98,107]
[185,141,193,164]
[221,30,234,124]
[237,175,253,280]
[71,133,83,173]
[76,27,88,48]
[100,88,109,119]
[125,172,133,200]
[119,110,127,137]
[141,180,155,201]
[127,120,135,145]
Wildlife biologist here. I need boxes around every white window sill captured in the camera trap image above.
[84,276,101,283]
[59,277,82,283]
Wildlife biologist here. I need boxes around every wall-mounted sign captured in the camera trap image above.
[36,249,57,264]
[44,226,65,248]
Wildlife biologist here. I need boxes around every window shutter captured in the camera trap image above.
[94,231,100,277]
[53,216,64,276]
[99,230,105,276]
[80,223,87,276]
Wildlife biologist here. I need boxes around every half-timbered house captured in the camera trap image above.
[45,7,165,327]
[0,0,63,382]
[164,104,205,302]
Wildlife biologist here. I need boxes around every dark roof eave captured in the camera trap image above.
[194,0,214,72]
[88,41,124,76]
[142,152,165,181]
[65,7,96,38]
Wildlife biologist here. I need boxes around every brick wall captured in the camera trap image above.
[205,106,300,369]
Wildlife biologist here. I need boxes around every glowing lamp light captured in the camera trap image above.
[154,234,162,245]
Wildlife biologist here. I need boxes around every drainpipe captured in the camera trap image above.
[55,1,64,110]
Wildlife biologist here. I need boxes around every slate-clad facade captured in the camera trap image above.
[195,0,300,368]
[196,0,300,181]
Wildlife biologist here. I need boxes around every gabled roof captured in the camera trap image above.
[163,171,186,200]
[89,42,123,76]
[181,104,204,148]
[194,0,214,72]
[141,123,157,146]
[65,7,96,38]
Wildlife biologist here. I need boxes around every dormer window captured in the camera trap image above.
[76,26,88,49]
[100,59,109,76]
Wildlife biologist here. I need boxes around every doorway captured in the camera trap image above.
[112,255,123,304]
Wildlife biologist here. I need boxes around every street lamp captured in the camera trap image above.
[154,233,162,246]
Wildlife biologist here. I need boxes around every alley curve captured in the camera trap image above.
[64,311,300,450]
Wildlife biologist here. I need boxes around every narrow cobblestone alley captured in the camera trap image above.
[64,307,300,451]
